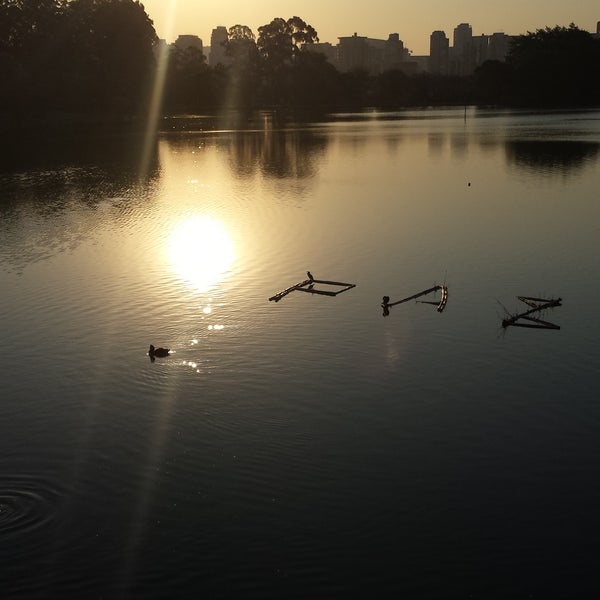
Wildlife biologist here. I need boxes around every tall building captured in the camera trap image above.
[337,33,370,72]
[452,23,473,75]
[365,37,387,73]
[383,33,406,71]
[429,30,449,74]
[306,42,338,66]
[337,32,410,74]
[488,33,512,61]
[428,26,512,74]
[209,26,228,66]
[174,35,203,55]
[472,34,489,66]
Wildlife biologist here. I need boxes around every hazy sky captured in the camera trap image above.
[140,0,599,55]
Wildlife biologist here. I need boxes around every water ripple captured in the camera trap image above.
[0,475,61,546]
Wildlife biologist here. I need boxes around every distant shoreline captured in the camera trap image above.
[4,103,600,136]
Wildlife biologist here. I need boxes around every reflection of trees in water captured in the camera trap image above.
[164,112,329,181]
[505,141,600,175]
[0,134,159,273]
[1,132,159,184]
[225,128,328,180]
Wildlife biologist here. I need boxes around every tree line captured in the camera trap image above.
[1,0,599,126]
[0,0,156,118]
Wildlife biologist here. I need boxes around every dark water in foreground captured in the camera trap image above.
[1,108,600,598]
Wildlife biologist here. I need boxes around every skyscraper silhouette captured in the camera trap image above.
[429,31,449,74]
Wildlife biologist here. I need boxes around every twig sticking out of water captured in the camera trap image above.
[501,296,562,329]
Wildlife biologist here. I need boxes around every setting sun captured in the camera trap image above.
[167,216,235,292]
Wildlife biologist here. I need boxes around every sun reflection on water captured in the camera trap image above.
[167,217,235,292]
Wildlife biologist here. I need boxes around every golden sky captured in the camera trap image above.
[140,0,599,55]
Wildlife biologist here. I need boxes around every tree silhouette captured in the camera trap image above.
[228,24,254,39]
[225,24,258,66]
[507,24,600,106]
[0,0,65,113]
[223,25,260,109]
[163,45,225,112]
[3,5,599,124]
[473,60,513,105]
[289,50,342,108]
[0,0,157,118]
[255,16,319,106]
[257,16,318,67]
[63,0,156,114]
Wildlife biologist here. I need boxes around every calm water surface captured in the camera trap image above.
[1,108,600,598]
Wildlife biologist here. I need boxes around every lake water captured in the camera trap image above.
[1,108,600,599]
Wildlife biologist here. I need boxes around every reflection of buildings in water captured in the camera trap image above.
[428,131,501,160]
[332,132,369,155]
[450,131,469,158]
[384,134,404,155]
[329,118,406,156]
[505,141,600,175]
[427,132,446,157]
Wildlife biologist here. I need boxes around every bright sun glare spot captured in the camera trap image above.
[168,217,235,292]
[202,306,212,314]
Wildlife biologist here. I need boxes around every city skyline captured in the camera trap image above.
[140,0,599,55]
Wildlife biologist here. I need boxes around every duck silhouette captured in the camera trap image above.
[149,344,170,359]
